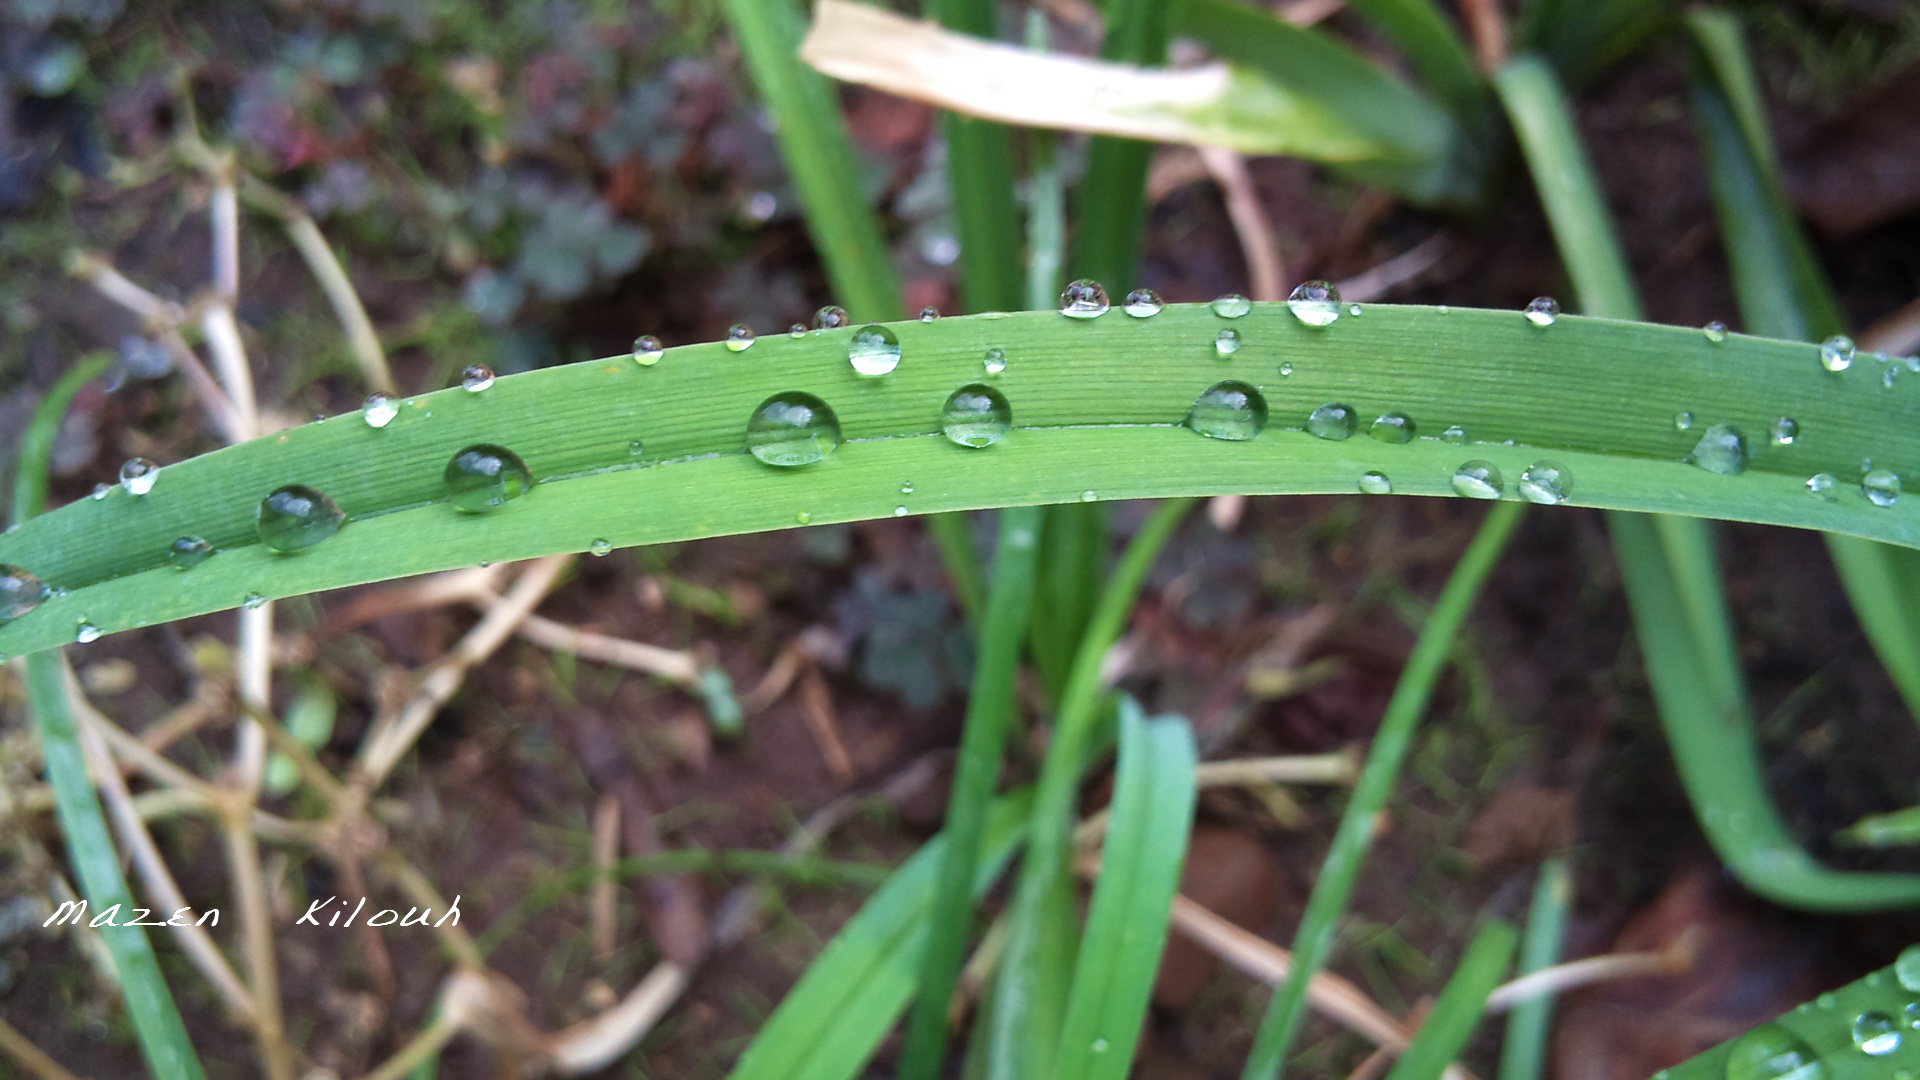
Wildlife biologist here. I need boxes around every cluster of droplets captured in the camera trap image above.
[1720,946,1920,1080]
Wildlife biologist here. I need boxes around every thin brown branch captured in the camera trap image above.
[1459,0,1509,73]
[511,611,701,685]
[1861,295,1920,358]
[241,176,396,393]
[1198,145,1285,303]
[220,802,294,1080]
[0,1016,92,1080]
[798,665,856,782]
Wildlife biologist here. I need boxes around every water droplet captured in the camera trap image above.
[256,484,346,554]
[848,324,902,376]
[1519,461,1573,505]
[629,439,646,456]
[1674,411,1696,432]
[748,392,842,467]
[1723,1024,1824,1080]
[444,444,535,513]
[942,384,1012,448]
[632,335,664,365]
[75,619,100,644]
[1908,356,1920,374]
[919,306,940,322]
[1821,335,1855,372]
[0,564,49,622]
[893,505,908,517]
[1688,424,1750,475]
[1091,1038,1110,1054]
[1818,994,1838,1011]
[1307,403,1357,440]
[1525,296,1560,327]
[1368,412,1415,444]
[796,511,812,525]
[789,323,806,338]
[168,536,214,570]
[243,592,267,610]
[1279,362,1294,376]
[588,539,615,558]
[1703,321,1728,343]
[1287,280,1340,327]
[363,392,399,428]
[1451,461,1504,499]
[1807,474,1839,501]
[1856,1013,1902,1055]
[1123,288,1164,317]
[461,364,495,392]
[119,457,158,496]
[1348,303,1363,317]
[91,483,110,501]
[1896,945,1920,992]
[1210,293,1252,319]
[1215,328,1243,356]
[1186,381,1267,441]
[725,324,756,352]
[813,305,850,330]
[1359,471,1392,495]
[1081,490,1098,502]
[1059,279,1110,319]
[1770,418,1799,446]
[900,482,914,495]
[1885,368,1900,390]
[1863,469,1901,507]
[1441,425,1469,444]
[983,348,1007,375]
[1437,304,1450,314]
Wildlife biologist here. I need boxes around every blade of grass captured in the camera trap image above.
[725,790,1034,1080]
[1068,0,1172,293]
[1341,0,1481,112]
[1380,920,1519,1080]
[898,506,1044,1080]
[9,352,111,527]
[1024,10,1067,314]
[1496,857,1570,1080]
[1512,0,1670,91]
[1050,704,1197,1080]
[936,0,1025,316]
[1661,953,1920,1080]
[1240,500,1525,1080]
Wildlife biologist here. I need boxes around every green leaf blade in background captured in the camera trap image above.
[1380,920,1519,1080]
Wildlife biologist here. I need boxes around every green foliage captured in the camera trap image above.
[1662,950,1920,1080]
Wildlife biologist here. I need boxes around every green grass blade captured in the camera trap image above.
[898,506,1044,1080]
[10,305,1920,660]
[11,351,111,526]
[1663,952,1920,1080]
[1067,0,1172,291]
[1050,704,1197,1080]
[725,790,1034,1080]
[1497,857,1571,1080]
[1341,0,1480,112]
[1381,921,1519,1080]
[1241,501,1525,1080]
[1513,0,1670,91]
[1024,9,1067,312]
[936,0,1025,315]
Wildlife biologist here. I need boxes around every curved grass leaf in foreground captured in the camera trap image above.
[2,303,1917,659]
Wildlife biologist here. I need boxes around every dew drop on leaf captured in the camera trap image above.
[1518,461,1573,505]
[1703,321,1728,343]
[813,305,850,330]
[941,384,1012,448]
[1210,293,1251,319]
[256,484,346,554]
[363,392,399,427]
[590,539,613,557]
[725,324,756,352]
[0,564,49,622]
[1359,471,1392,495]
[1215,328,1242,356]
[1185,381,1266,441]
[919,306,940,322]
[1863,469,1901,508]
[1854,1012,1901,1056]
[75,619,100,644]
[119,457,158,496]
[632,335,664,365]
[1451,461,1504,499]
[1306,403,1357,440]
[1059,279,1110,319]
[1807,474,1839,501]
[848,324,901,377]
[1723,1023,1824,1080]
[1895,944,1920,992]
[1688,424,1749,475]
[445,445,535,513]
[1821,335,1855,372]
[461,364,495,392]
[747,392,842,467]
[1287,281,1340,327]
[1123,289,1163,318]
[1771,418,1798,446]
[1525,296,1560,327]
[169,536,214,570]
[1368,412,1415,444]
[984,348,1007,375]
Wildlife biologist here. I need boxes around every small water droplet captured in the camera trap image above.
[363,392,399,428]
[590,539,612,557]
[1081,490,1098,502]
[813,305,850,330]
[119,457,158,496]
[900,482,914,494]
[242,592,267,611]
[919,306,940,322]
[1723,1024,1824,1080]
[725,324,757,352]
[1215,328,1243,356]
[1885,369,1900,390]
[1807,474,1839,501]
[1368,412,1415,444]
[1674,411,1695,432]
[942,384,1012,448]
[1821,335,1855,372]
[461,364,495,392]
[1287,280,1340,327]
[893,505,908,517]
[1307,403,1357,440]
[1896,945,1920,992]
[1855,1012,1902,1055]
[1519,461,1573,505]
[848,324,902,376]
[1703,321,1728,343]
[1525,296,1560,327]
[629,439,645,456]
[789,323,806,338]
[632,335,664,364]
[445,445,535,513]
[1059,279,1110,319]
[1770,418,1799,446]
[1186,381,1267,441]
[75,619,101,643]
[0,564,49,622]
[1441,425,1469,444]
[91,482,110,501]
[796,511,812,525]
[1359,471,1392,495]
[1347,303,1362,317]
[1279,362,1293,376]
[1437,304,1451,314]
[983,348,1007,375]
[748,392,843,467]
[1210,293,1252,319]
[1688,424,1750,475]
[1863,469,1902,507]
[1452,461,1504,499]
[256,485,346,554]
[168,536,214,570]
[1091,1038,1110,1054]
[1907,356,1920,374]
[1123,288,1164,317]
[1816,994,1837,1011]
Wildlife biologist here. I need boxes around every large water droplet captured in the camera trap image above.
[119,457,158,496]
[1215,328,1243,356]
[1689,424,1750,475]
[1896,945,1920,992]
[461,364,495,392]
[1807,474,1839,501]
[1723,1023,1824,1080]
[1452,461,1504,499]
[590,539,613,557]
[1210,293,1251,319]
[1059,279,1110,319]
[942,384,1012,448]
[1821,335,1855,372]
[1863,469,1902,507]
[1519,461,1573,505]
[1368,412,1415,444]
[1306,403,1357,440]
[1525,296,1560,327]
[444,445,535,513]
[1855,1013,1902,1056]
[0,564,49,622]
[1186,381,1267,441]
[1703,321,1728,343]
[1359,471,1392,495]
[1771,418,1799,446]
[1124,289,1164,317]
[1287,280,1340,328]
[256,485,346,554]
[363,392,399,428]
[848,324,902,377]
[168,536,214,570]
[748,392,842,467]
[75,619,101,644]
[813,305,850,330]
[983,348,1007,375]
[632,335,664,365]
[725,324,756,352]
